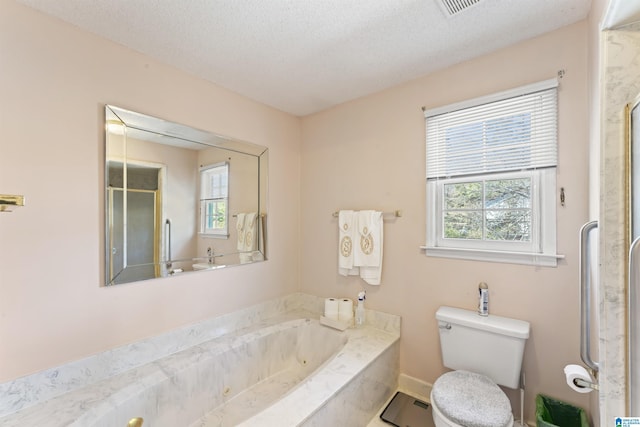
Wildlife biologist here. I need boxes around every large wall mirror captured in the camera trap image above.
[104,105,268,286]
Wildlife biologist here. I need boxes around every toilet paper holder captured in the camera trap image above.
[573,377,599,391]
[564,364,598,393]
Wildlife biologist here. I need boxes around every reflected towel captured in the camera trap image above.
[239,212,258,264]
[236,213,246,251]
[243,212,258,252]
[338,210,358,276]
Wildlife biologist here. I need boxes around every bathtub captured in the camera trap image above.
[0,296,400,426]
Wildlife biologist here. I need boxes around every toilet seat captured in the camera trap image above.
[431,370,513,427]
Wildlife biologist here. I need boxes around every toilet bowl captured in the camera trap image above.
[430,370,513,427]
[433,306,530,427]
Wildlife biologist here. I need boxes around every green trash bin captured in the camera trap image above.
[536,394,589,427]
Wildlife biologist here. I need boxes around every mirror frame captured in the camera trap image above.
[104,105,268,286]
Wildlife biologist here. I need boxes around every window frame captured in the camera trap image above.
[426,168,557,266]
[424,79,560,267]
[199,161,229,238]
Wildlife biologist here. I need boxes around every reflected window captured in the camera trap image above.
[200,162,229,237]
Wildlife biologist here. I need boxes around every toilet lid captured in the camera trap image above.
[432,370,512,427]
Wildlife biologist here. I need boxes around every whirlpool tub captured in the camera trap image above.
[0,294,400,426]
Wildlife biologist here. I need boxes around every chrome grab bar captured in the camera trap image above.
[165,219,172,268]
[579,220,599,373]
[629,236,640,415]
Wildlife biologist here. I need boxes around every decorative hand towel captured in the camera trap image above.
[338,210,358,276]
[354,210,383,285]
[244,213,258,251]
[236,213,246,251]
[240,212,258,264]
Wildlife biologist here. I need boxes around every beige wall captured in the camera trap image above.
[0,0,301,382]
[301,21,591,421]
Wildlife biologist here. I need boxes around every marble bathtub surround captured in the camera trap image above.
[599,24,640,423]
[0,293,400,426]
[245,334,400,427]
[0,293,301,418]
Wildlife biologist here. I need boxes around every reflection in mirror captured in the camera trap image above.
[105,105,268,286]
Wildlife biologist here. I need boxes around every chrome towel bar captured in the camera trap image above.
[332,210,402,218]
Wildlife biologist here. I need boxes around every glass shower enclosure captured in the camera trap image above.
[627,98,640,416]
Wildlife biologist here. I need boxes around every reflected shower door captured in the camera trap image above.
[108,188,158,284]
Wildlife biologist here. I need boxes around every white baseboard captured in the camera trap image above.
[397,373,432,403]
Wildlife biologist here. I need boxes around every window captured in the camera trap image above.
[199,162,229,237]
[425,79,559,266]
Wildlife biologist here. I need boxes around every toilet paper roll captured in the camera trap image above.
[324,298,339,320]
[338,298,354,322]
[564,364,594,394]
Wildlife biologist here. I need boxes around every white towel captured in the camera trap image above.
[338,210,358,276]
[239,212,258,264]
[243,212,258,251]
[354,210,383,285]
[236,213,246,251]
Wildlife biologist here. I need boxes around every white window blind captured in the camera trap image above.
[201,163,229,200]
[425,79,558,180]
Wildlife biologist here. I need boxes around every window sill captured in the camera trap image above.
[421,246,563,267]
[198,233,230,239]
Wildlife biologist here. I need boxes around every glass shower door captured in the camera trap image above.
[628,100,640,416]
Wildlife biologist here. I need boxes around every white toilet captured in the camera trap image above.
[431,306,530,427]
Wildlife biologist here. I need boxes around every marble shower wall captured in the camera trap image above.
[599,23,640,424]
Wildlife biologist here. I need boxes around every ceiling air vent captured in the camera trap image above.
[437,0,482,17]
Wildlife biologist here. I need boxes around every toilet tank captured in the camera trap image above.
[436,306,530,389]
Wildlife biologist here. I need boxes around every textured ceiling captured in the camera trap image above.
[16,0,592,116]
